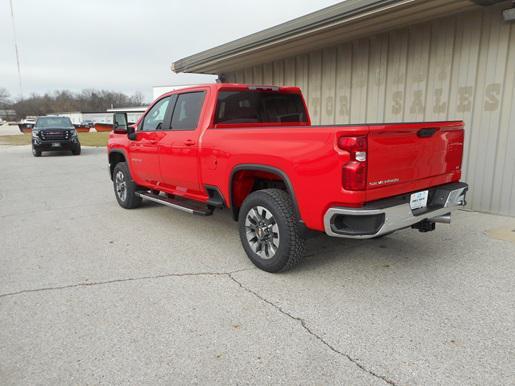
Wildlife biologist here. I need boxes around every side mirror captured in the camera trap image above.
[127,125,137,141]
[113,112,128,134]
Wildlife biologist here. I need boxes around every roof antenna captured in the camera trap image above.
[9,0,23,99]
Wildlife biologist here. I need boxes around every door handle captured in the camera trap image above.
[149,140,158,145]
[184,139,196,146]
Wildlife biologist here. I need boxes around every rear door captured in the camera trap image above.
[366,121,464,190]
[158,91,207,195]
[128,96,172,185]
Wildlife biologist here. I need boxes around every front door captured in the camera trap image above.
[159,91,206,195]
[128,96,172,186]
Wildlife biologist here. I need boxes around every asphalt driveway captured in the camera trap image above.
[0,145,514,385]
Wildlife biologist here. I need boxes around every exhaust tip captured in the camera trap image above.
[431,213,452,224]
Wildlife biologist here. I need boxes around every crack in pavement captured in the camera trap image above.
[0,268,254,299]
[1,266,396,385]
[227,273,397,386]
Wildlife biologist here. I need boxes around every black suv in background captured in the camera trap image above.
[32,116,81,157]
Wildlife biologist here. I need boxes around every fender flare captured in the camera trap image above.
[108,149,129,180]
[228,164,302,223]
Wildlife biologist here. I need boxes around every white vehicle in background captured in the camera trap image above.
[18,116,38,133]
[22,116,37,124]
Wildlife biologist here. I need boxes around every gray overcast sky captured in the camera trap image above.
[1,0,342,100]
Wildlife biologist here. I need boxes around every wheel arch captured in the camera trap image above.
[108,149,128,180]
[229,164,302,223]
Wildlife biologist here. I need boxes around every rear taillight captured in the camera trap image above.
[338,136,368,191]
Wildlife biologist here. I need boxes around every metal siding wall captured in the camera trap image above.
[253,65,263,84]
[244,67,253,84]
[384,28,409,122]
[223,3,515,216]
[321,47,337,124]
[263,63,274,84]
[404,23,431,122]
[308,50,323,125]
[273,60,285,85]
[448,10,482,207]
[367,34,389,122]
[424,17,455,122]
[336,43,353,124]
[351,39,369,122]
[295,54,310,106]
[495,24,515,215]
[284,57,296,87]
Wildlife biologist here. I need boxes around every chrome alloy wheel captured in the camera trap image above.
[115,170,127,202]
[245,206,280,259]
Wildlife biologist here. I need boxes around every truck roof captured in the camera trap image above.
[156,83,302,100]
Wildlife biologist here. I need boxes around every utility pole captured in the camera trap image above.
[9,0,23,99]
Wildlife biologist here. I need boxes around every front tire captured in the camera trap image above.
[239,189,305,273]
[32,147,41,157]
[113,162,142,209]
[72,143,81,155]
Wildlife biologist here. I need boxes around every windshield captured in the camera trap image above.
[35,117,72,129]
[215,91,307,124]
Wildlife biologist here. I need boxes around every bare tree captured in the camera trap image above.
[0,88,10,107]
[131,91,144,106]
[11,89,147,119]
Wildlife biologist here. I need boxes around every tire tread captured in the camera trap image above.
[239,188,305,272]
[113,162,142,209]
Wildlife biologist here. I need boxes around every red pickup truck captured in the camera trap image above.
[108,84,468,272]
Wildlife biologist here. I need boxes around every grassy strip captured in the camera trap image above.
[0,134,31,145]
[77,132,110,147]
[0,132,110,147]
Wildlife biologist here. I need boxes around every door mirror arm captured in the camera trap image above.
[127,125,137,141]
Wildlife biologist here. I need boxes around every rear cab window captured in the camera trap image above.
[214,88,308,127]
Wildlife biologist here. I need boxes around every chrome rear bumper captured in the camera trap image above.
[324,183,468,239]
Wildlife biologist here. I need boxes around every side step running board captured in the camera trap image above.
[136,192,214,216]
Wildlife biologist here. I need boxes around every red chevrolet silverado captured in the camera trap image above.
[108,84,468,272]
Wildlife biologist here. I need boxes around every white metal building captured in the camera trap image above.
[57,107,147,125]
[172,0,515,217]
[106,107,147,124]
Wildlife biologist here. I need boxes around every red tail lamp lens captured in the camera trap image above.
[339,136,368,191]
[338,136,367,153]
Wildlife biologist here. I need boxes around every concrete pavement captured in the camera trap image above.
[0,145,514,385]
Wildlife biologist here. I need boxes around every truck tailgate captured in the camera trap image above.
[366,121,464,191]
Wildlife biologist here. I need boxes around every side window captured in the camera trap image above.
[141,97,171,131]
[171,92,205,131]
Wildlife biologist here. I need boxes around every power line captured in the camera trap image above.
[9,0,23,99]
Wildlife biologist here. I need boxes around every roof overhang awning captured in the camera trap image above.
[171,0,507,75]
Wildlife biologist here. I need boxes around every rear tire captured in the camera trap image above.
[113,162,142,209]
[32,147,41,157]
[239,189,305,273]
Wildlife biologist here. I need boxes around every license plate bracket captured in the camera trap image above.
[410,190,429,210]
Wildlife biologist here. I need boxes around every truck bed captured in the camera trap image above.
[200,121,464,231]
